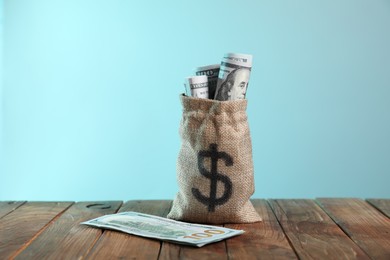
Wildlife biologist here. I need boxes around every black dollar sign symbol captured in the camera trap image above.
[192,143,233,212]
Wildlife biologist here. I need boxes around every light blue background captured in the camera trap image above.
[1,0,389,200]
[0,0,3,182]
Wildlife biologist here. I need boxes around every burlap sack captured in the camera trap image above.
[167,94,261,224]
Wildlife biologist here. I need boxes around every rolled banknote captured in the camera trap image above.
[195,64,220,99]
[214,53,252,101]
[184,75,209,99]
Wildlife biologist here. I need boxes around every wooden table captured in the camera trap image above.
[0,199,389,259]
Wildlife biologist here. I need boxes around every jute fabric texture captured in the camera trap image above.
[167,94,261,224]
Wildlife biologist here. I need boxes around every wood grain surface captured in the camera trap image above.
[160,224,228,260]
[366,199,390,218]
[269,199,369,259]
[86,200,172,260]
[0,201,26,219]
[1,199,389,260]
[14,201,122,259]
[159,205,228,260]
[225,199,297,260]
[317,198,390,260]
[0,201,73,259]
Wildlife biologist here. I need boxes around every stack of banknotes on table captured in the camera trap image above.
[184,52,253,101]
[81,212,244,247]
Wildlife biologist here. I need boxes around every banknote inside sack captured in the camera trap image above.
[186,52,252,101]
[81,211,244,247]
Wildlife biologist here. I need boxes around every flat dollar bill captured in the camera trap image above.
[81,211,244,247]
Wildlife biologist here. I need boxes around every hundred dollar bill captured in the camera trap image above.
[81,211,244,247]
[214,53,252,101]
[195,64,220,99]
[184,75,209,99]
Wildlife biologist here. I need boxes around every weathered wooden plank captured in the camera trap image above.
[179,240,227,260]
[14,201,122,259]
[317,198,390,260]
[159,242,181,260]
[159,207,227,259]
[0,201,73,259]
[160,199,296,260]
[269,199,369,260]
[366,199,390,218]
[223,199,297,260]
[162,224,228,260]
[86,200,171,260]
[0,201,26,219]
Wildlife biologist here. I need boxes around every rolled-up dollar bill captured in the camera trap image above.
[184,75,209,99]
[195,64,220,99]
[214,53,252,101]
